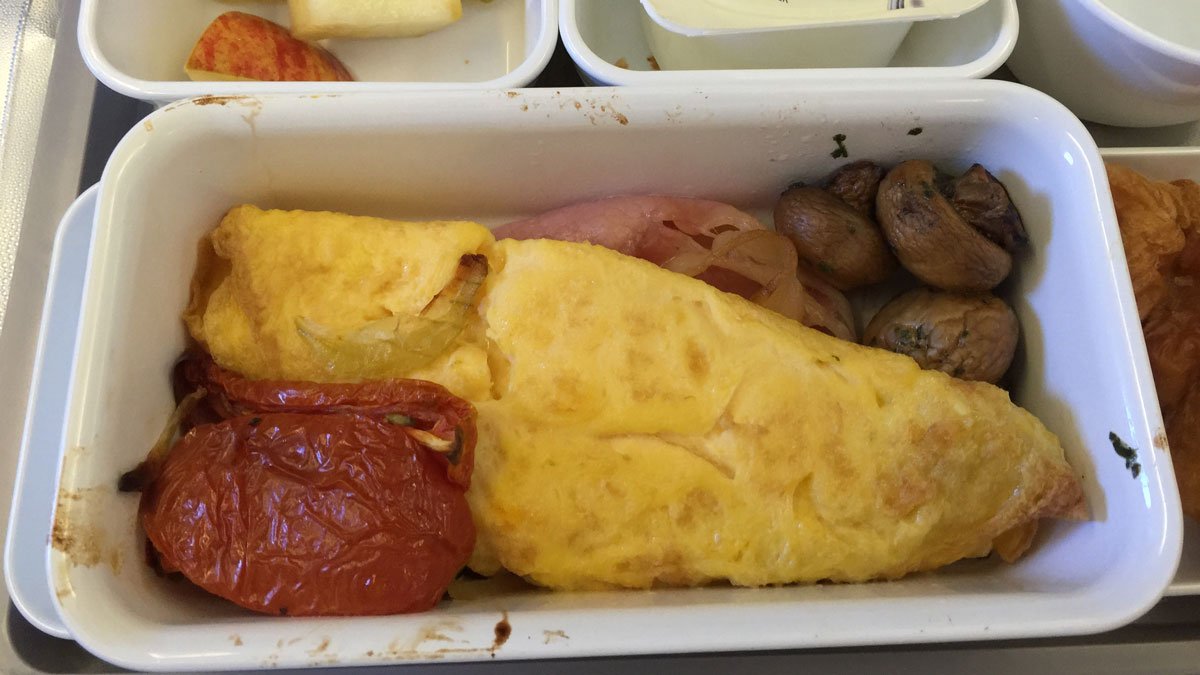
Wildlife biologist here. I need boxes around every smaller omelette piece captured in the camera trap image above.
[185,205,495,401]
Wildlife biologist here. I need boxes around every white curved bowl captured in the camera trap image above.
[78,0,557,104]
[1008,0,1200,128]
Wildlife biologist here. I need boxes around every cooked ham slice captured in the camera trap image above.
[495,195,762,265]
[496,195,855,340]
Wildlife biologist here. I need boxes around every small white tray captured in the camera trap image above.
[79,0,558,104]
[562,0,1016,85]
[3,186,96,640]
[1101,146,1200,597]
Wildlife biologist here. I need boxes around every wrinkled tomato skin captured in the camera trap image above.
[140,413,475,617]
[175,353,475,488]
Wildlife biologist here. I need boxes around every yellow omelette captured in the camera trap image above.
[186,205,1086,590]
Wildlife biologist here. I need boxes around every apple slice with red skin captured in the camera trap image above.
[185,11,353,82]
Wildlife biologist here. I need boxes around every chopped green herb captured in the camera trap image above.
[816,261,835,275]
[921,182,935,199]
[894,324,930,351]
[1110,432,1135,459]
[386,413,413,426]
[249,417,261,427]
[1110,432,1142,479]
[908,127,924,136]
[830,133,849,159]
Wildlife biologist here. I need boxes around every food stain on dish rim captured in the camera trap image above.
[416,618,463,644]
[51,478,125,605]
[179,95,264,132]
[374,615,515,661]
[190,94,257,107]
[542,91,629,126]
[51,485,122,572]
[491,611,512,656]
[307,636,332,657]
[1153,429,1170,452]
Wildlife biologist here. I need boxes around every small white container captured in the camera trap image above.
[48,82,1179,670]
[563,0,1017,86]
[638,0,986,71]
[1009,0,1200,128]
[1100,146,1200,596]
[78,0,557,104]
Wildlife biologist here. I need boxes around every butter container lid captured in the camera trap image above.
[642,0,990,36]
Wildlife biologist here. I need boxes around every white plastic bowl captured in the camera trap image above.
[562,0,1017,86]
[1009,0,1200,127]
[78,0,557,104]
[49,82,1179,670]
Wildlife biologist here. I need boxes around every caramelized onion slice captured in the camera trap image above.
[664,229,811,328]
[118,388,208,492]
[796,266,857,342]
[297,254,488,379]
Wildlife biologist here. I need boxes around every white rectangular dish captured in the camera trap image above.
[562,0,1016,86]
[48,82,1179,671]
[1100,146,1200,597]
[79,0,557,104]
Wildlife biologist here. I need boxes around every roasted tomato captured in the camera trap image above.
[125,354,477,617]
[174,353,475,487]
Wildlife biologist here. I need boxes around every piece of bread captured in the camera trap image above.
[288,0,463,39]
